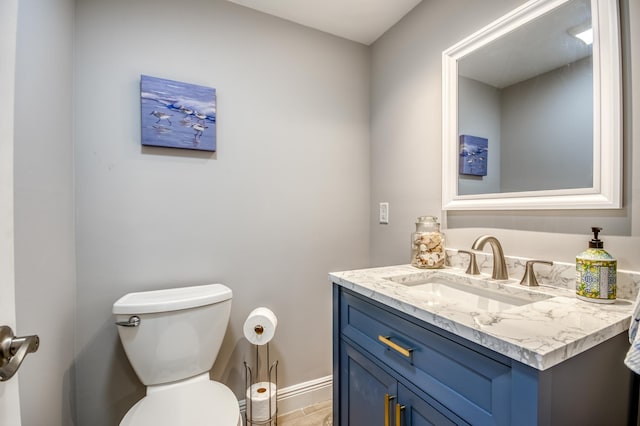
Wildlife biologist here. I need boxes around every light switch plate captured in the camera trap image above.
[379,202,389,224]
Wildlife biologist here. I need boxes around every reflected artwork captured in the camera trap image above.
[141,75,216,152]
[459,135,488,176]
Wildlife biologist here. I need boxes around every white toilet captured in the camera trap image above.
[113,284,242,426]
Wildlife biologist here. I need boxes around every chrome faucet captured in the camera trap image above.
[471,235,508,280]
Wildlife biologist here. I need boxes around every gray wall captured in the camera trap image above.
[73,0,370,424]
[501,56,593,192]
[14,0,76,425]
[458,76,501,195]
[370,0,640,269]
[370,0,523,266]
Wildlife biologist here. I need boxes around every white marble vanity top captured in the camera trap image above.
[330,264,634,370]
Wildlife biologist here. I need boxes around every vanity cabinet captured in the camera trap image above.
[340,341,465,426]
[333,284,633,425]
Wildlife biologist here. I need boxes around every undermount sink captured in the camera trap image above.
[385,271,553,312]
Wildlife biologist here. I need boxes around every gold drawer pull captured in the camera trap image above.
[396,403,405,425]
[384,393,395,426]
[378,335,413,357]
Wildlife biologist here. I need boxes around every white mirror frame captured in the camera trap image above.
[442,0,621,210]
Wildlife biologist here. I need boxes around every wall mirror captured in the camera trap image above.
[442,0,621,210]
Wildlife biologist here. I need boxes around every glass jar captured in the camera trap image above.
[411,216,445,269]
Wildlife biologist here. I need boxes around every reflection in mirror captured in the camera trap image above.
[442,0,621,210]
[458,0,592,195]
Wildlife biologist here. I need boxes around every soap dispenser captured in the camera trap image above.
[576,227,617,303]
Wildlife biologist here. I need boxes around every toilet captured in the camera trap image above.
[113,284,242,426]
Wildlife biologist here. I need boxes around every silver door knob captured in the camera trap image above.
[0,325,39,382]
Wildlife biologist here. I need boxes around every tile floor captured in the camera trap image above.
[276,400,332,426]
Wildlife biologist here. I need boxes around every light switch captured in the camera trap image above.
[379,202,389,224]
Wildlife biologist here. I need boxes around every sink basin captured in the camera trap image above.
[385,271,552,312]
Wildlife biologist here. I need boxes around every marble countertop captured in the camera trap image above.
[330,264,634,370]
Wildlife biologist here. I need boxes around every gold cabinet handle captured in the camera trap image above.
[384,393,395,426]
[396,403,405,426]
[378,335,413,358]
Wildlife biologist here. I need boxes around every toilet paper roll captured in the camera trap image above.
[246,382,277,422]
[243,307,278,345]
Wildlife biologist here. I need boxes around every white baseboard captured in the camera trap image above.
[239,375,332,417]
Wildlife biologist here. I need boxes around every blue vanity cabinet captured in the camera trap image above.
[339,341,397,425]
[333,284,633,426]
[397,383,463,426]
[340,340,464,426]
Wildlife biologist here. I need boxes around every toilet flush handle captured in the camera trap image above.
[115,316,140,327]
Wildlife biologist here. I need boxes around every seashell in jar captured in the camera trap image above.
[427,235,442,248]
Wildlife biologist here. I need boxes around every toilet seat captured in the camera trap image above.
[120,375,241,426]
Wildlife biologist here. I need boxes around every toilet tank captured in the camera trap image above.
[113,284,232,386]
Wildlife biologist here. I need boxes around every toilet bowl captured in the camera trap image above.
[113,284,241,426]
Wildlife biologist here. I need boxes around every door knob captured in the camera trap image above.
[0,325,39,382]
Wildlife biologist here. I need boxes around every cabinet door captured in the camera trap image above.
[397,383,468,426]
[340,341,398,426]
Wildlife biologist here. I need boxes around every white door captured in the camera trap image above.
[0,0,23,424]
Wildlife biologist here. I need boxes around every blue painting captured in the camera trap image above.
[141,75,216,152]
[459,135,488,176]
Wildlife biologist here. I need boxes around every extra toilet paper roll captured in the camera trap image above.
[243,307,278,345]
[246,382,277,421]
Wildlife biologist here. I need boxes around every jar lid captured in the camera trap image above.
[417,216,439,224]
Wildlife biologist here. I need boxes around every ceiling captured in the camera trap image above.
[458,0,592,88]
[224,0,423,45]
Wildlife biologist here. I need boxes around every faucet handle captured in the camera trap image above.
[519,260,553,287]
[457,250,480,275]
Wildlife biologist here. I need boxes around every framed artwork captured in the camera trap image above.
[140,75,216,151]
[459,135,488,176]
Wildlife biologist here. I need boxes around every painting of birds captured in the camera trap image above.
[140,75,217,151]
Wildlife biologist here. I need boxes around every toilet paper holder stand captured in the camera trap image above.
[244,340,278,425]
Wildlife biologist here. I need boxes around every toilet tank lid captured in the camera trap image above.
[113,284,232,315]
